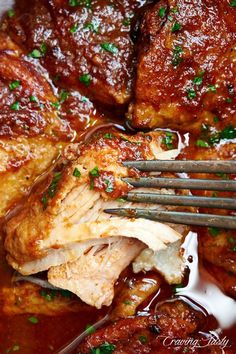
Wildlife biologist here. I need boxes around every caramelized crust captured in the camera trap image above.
[128,0,236,129]
[2,0,152,106]
[0,32,73,216]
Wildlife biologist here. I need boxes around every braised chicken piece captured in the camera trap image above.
[2,0,152,106]
[4,129,186,308]
[78,300,225,354]
[0,31,73,217]
[128,0,236,130]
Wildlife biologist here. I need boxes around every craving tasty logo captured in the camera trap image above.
[159,335,230,350]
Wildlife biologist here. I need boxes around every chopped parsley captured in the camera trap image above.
[172,45,183,67]
[158,7,167,18]
[104,179,114,193]
[171,7,178,13]
[209,227,220,237]
[7,9,15,18]
[230,0,236,6]
[9,80,21,91]
[41,171,62,209]
[186,89,196,100]
[40,42,47,55]
[30,95,38,103]
[139,335,148,344]
[226,97,233,103]
[162,132,174,149]
[91,343,116,354]
[85,324,96,334]
[228,236,235,244]
[73,167,81,178]
[79,73,91,87]
[28,316,39,324]
[122,18,131,26]
[103,133,113,139]
[10,101,20,110]
[90,166,100,177]
[213,116,219,123]
[220,125,236,140]
[70,23,79,33]
[193,76,203,86]
[84,22,99,33]
[195,139,209,148]
[116,197,126,203]
[100,42,118,54]
[51,101,61,110]
[123,299,132,305]
[208,84,217,93]
[59,89,69,103]
[69,0,92,8]
[40,289,56,302]
[171,22,182,33]
[28,49,42,59]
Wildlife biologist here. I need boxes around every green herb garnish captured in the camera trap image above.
[208,84,217,93]
[85,324,96,334]
[79,73,91,87]
[139,335,147,344]
[9,80,21,91]
[158,7,167,18]
[100,42,118,54]
[195,139,209,148]
[172,45,183,67]
[7,9,15,17]
[28,316,39,324]
[171,22,182,32]
[70,23,79,33]
[103,133,113,139]
[186,89,196,100]
[91,343,116,354]
[73,167,81,178]
[28,49,42,59]
[84,22,99,33]
[10,101,20,110]
[90,166,99,177]
[209,227,220,237]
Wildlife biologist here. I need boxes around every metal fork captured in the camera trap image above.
[104,160,236,230]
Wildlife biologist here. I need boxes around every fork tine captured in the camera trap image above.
[104,208,236,229]
[126,193,236,210]
[123,177,236,191]
[123,160,236,173]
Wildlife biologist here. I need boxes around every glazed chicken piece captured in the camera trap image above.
[3,0,151,106]
[128,0,236,130]
[78,300,223,354]
[5,129,186,308]
[0,32,73,217]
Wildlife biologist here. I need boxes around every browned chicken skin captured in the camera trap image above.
[128,0,236,129]
[0,1,235,353]
[0,31,73,217]
[2,0,152,106]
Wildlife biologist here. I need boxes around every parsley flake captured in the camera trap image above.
[79,73,91,87]
[209,227,220,237]
[9,80,21,91]
[73,167,81,178]
[158,7,167,18]
[186,89,196,100]
[171,22,182,33]
[90,166,99,177]
[100,42,118,54]
[10,101,20,110]
[28,316,39,324]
